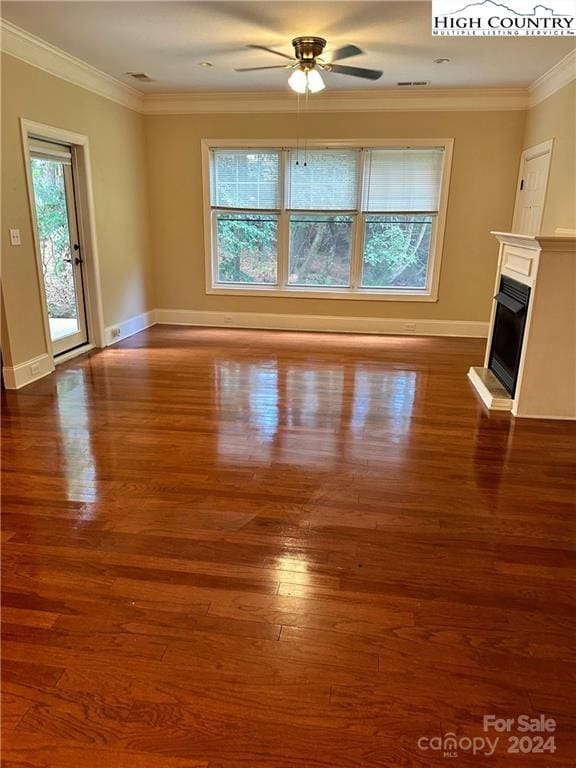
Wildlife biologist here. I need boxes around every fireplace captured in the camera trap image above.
[469,232,574,419]
[488,275,530,397]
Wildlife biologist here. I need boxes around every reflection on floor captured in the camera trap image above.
[49,317,78,341]
[2,326,575,768]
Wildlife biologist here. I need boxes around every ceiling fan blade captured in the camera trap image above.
[235,65,291,72]
[330,44,364,62]
[328,64,383,81]
[246,44,294,61]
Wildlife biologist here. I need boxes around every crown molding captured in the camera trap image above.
[528,49,576,108]
[2,16,572,115]
[142,87,528,114]
[0,19,143,112]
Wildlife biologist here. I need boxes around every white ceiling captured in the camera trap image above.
[2,1,575,93]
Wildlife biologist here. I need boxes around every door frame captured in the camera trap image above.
[511,139,554,235]
[20,119,105,361]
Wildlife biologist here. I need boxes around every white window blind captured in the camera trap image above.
[288,149,359,210]
[211,149,280,209]
[29,138,72,164]
[363,148,444,212]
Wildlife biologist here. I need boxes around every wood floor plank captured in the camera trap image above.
[2,326,575,767]
[1,624,167,663]
[0,605,59,629]
[1,693,31,732]
[2,541,341,589]
[2,659,65,689]
[2,734,210,768]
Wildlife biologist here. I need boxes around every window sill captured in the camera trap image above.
[207,285,438,302]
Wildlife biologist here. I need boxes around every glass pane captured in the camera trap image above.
[216,212,278,284]
[288,150,359,210]
[288,215,353,287]
[361,215,433,289]
[31,157,79,341]
[212,150,280,209]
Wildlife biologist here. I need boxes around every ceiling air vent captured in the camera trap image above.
[125,72,154,83]
[396,81,430,87]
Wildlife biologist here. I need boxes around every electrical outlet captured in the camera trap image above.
[30,362,41,376]
[9,228,21,246]
[111,327,121,339]
[403,322,417,333]
[223,315,234,325]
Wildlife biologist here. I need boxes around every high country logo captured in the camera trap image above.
[432,0,576,35]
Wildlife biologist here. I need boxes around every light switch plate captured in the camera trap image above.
[9,229,21,246]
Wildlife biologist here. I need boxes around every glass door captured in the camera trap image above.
[29,139,88,356]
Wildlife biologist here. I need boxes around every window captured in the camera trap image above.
[288,149,358,288]
[215,213,278,284]
[361,149,443,290]
[210,150,280,285]
[289,214,353,287]
[205,140,451,300]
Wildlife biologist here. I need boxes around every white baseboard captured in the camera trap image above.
[2,353,55,390]
[510,410,576,421]
[104,309,157,346]
[54,343,95,365]
[3,308,155,388]
[155,308,489,338]
[1,310,487,390]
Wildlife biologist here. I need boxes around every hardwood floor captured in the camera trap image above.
[2,326,575,767]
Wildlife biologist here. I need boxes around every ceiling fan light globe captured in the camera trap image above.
[288,68,308,94]
[307,68,325,93]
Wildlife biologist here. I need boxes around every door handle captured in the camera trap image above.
[64,257,83,266]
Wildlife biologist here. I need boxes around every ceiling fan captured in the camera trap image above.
[235,36,383,93]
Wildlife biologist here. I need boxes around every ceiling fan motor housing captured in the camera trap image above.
[292,36,327,64]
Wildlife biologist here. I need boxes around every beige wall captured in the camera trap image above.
[1,289,13,367]
[523,80,576,235]
[1,50,536,367]
[1,53,154,366]
[145,109,525,322]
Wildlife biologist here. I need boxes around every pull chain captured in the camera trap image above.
[295,91,301,166]
[304,86,309,167]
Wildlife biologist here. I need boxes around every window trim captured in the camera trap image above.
[201,138,454,302]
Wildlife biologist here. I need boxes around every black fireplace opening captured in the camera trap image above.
[488,275,531,397]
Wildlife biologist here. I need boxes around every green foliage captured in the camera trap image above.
[217,214,277,283]
[288,216,351,286]
[362,216,432,288]
[32,159,68,248]
[216,212,432,289]
[31,159,76,318]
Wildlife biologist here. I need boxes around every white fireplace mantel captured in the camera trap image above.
[468,231,576,420]
[491,232,576,252]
